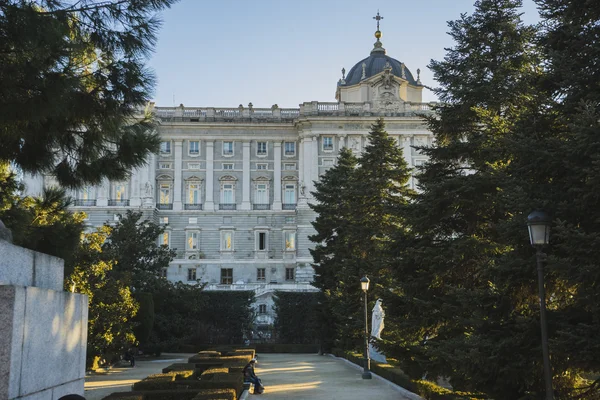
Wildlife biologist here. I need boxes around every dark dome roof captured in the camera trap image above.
[343,51,418,86]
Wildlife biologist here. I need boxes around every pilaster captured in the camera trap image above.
[310,136,319,197]
[241,141,251,210]
[205,141,215,210]
[130,167,141,207]
[273,141,282,210]
[173,140,183,211]
[97,179,108,206]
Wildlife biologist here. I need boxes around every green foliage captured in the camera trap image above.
[309,118,413,351]
[0,0,177,188]
[0,163,85,265]
[133,292,155,347]
[70,226,139,361]
[273,291,321,344]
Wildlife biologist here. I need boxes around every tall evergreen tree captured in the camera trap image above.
[310,119,413,350]
[0,0,176,187]
[380,1,554,398]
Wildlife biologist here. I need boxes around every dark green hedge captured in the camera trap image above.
[273,291,321,344]
[255,343,319,353]
[330,349,480,400]
[101,389,236,400]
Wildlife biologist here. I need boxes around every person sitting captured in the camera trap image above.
[243,358,264,394]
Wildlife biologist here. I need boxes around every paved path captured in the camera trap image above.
[84,353,195,400]
[85,353,413,400]
[254,353,412,400]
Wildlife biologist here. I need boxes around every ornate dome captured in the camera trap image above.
[343,52,418,86]
[340,25,420,87]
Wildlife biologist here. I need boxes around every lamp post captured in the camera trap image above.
[527,210,553,400]
[360,276,372,379]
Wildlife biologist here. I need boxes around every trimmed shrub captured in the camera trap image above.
[132,371,194,391]
[254,343,318,353]
[162,363,198,373]
[101,389,236,400]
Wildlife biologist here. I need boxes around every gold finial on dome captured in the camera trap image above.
[371,11,386,54]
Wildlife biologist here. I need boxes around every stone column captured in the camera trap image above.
[97,179,108,206]
[310,136,319,197]
[173,140,183,211]
[130,167,141,207]
[273,141,282,210]
[241,141,251,210]
[205,141,215,210]
[298,137,305,193]
[302,137,312,199]
[403,135,414,188]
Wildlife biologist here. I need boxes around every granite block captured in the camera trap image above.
[19,288,88,397]
[51,378,85,399]
[33,252,64,291]
[19,387,53,400]
[0,286,16,400]
[0,241,34,287]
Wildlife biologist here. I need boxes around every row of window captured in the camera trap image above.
[159,230,297,252]
[159,160,337,170]
[160,141,300,157]
[157,183,298,206]
[180,267,295,284]
[159,162,306,170]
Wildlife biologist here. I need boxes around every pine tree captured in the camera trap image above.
[379,1,551,398]
[0,0,177,187]
[310,119,414,350]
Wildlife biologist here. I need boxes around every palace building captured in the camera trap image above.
[22,17,435,329]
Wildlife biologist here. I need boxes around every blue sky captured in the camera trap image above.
[148,0,539,108]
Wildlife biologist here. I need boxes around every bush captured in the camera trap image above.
[101,389,236,400]
[329,349,480,400]
[254,344,319,353]
[132,371,195,391]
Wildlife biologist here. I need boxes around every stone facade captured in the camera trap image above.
[20,37,434,327]
[0,239,88,400]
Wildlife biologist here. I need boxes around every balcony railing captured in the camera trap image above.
[219,203,237,210]
[184,203,203,210]
[156,203,173,210]
[253,204,271,210]
[73,199,96,206]
[108,199,130,206]
[282,203,297,210]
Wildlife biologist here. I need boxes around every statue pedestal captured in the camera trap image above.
[369,342,387,364]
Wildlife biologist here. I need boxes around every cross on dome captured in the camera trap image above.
[373,10,384,31]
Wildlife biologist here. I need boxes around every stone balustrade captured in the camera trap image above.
[151,100,436,123]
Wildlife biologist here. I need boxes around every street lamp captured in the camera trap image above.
[360,276,372,379]
[527,210,553,400]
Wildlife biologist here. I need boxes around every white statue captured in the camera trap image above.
[371,299,385,339]
[144,181,153,197]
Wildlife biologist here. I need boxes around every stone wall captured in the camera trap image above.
[0,239,88,400]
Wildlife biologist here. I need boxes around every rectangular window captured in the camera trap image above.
[188,163,200,170]
[258,304,267,313]
[114,184,126,200]
[284,184,296,204]
[223,163,234,170]
[257,163,268,170]
[159,184,171,204]
[257,268,266,281]
[188,183,200,204]
[160,162,172,169]
[160,141,171,154]
[160,217,169,224]
[187,231,198,250]
[323,137,333,151]
[284,163,296,170]
[284,231,296,251]
[221,268,233,284]
[257,141,267,156]
[323,159,335,167]
[189,217,197,224]
[285,267,295,281]
[414,159,426,167]
[187,268,197,281]
[189,141,199,155]
[223,141,234,156]
[159,231,169,246]
[257,232,267,251]
[221,184,234,204]
[221,231,233,251]
[284,142,296,156]
[160,268,168,278]
[254,184,268,205]
[81,186,93,200]
[285,216,295,224]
